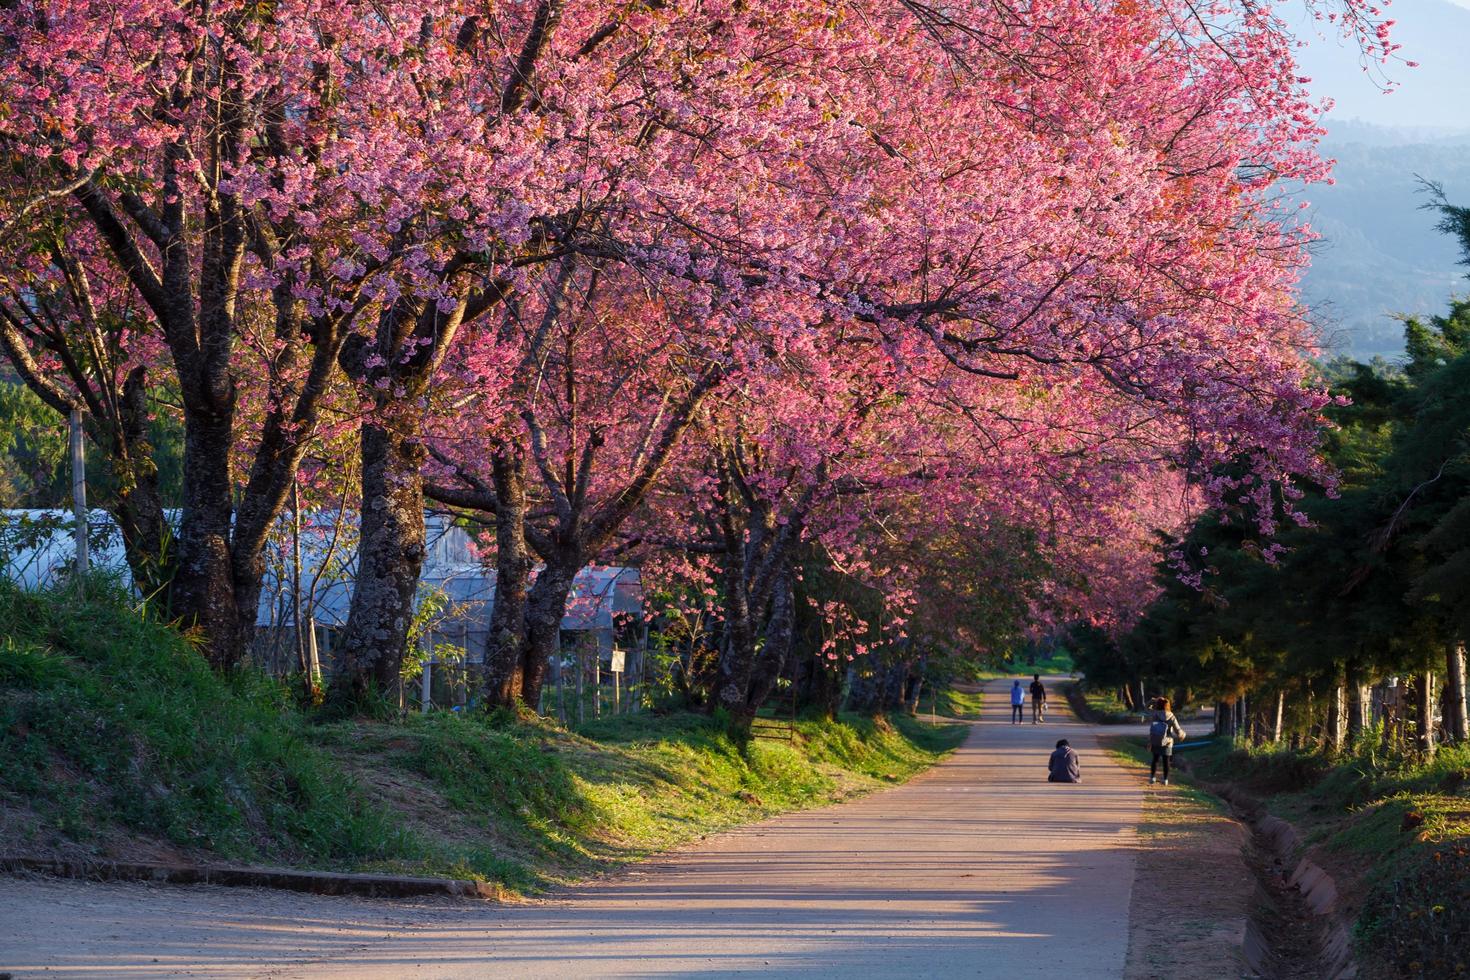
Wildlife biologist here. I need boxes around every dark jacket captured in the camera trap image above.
[1048,745,1081,783]
[1148,710,1186,751]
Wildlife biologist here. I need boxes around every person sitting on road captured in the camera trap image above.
[1010,680,1025,724]
[1029,674,1047,724]
[1147,697,1186,785]
[1048,738,1080,783]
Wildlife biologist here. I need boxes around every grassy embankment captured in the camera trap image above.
[0,580,968,896]
[1119,730,1468,980]
[931,684,985,720]
[1065,681,1144,724]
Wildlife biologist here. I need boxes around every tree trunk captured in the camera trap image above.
[713,562,758,715]
[520,557,576,710]
[332,423,427,702]
[171,405,247,670]
[108,366,176,605]
[1346,661,1369,743]
[844,659,882,715]
[1273,689,1287,745]
[735,565,796,725]
[1416,671,1437,758]
[1444,644,1469,745]
[798,658,843,720]
[903,656,927,715]
[1378,681,1399,753]
[481,447,532,708]
[1325,682,1345,754]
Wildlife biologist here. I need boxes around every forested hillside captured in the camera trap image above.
[1303,132,1470,358]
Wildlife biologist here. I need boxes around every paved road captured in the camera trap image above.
[0,677,1147,978]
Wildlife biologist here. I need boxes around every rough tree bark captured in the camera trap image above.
[48,152,354,669]
[520,554,578,710]
[332,272,509,703]
[171,403,245,667]
[332,423,428,702]
[484,448,532,705]
[1324,680,1345,754]
[1444,644,1469,745]
[740,567,799,719]
[1415,671,1437,758]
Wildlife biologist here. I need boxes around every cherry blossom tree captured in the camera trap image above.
[423,265,726,709]
[0,0,1395,691]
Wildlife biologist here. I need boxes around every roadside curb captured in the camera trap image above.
[0,855,501,900]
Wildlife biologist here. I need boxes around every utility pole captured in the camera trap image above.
[69,408,88,580]
[292,480,306,683]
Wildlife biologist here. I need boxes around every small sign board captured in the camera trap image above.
[610,648,626,673]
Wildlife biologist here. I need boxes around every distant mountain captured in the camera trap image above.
[1283,0,1470,359]
[1297,133,1470,359]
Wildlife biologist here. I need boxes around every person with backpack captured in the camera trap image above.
[1048,738,1080,783]
[1148,697,1186,785]
[1029,674,1047,723]
[1010,680,1025,724]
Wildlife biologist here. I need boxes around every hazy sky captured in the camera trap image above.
[1296,0,1470,130]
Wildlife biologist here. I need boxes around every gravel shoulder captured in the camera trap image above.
[1114,765,1257,979]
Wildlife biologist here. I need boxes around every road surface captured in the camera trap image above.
[1,677,1149,978]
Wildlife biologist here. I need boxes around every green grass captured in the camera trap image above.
[1184,734,1470,978]
[1104,736,1227,815]
[0,577,410,866]
[972,651,1076,682]
[933,684,984,720]
[1064,681,1143,724]
[1026,651,1076,675]
[0,579,967,895]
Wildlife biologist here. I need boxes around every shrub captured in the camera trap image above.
[1358,840,1470,979]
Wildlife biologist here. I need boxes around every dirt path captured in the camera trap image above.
[1,678,1148,978]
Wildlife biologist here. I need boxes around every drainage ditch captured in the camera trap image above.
[1174,762,1358,979]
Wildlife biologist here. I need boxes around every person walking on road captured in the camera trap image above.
[1048,738,1080,782]
[1010,680,1025,724]
[1148,697,1186,785]
[1029,674,1047,723]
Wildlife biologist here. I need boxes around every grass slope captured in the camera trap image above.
[0,580,967,895]
[1065,682,1143,724]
